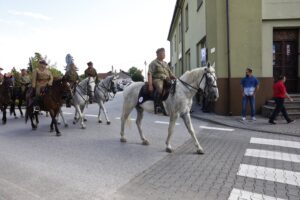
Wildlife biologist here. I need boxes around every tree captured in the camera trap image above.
[11,67,21,86]
[128,66,144,82]
[28,52,63,78]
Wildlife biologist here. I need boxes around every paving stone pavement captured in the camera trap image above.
[190,108,300,136]
[113,128,300,200]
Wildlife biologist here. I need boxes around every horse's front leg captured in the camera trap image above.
[75,105,85,129]
[2,106,7,124]
[59,109,68,127]
[97,101,102,123]
[99,101,110,125]
[181,113,204,154]
[50,110,61,136]
[18,100,23,117]
[165,114,179,153]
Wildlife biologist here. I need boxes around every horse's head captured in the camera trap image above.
[87,77,96,99]
[109,75,118,94]
[199,63,219,102]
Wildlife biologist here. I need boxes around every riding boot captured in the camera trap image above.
[66,98,71,108]
[33,95,40,112]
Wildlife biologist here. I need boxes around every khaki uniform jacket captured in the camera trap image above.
[65,70,79,83]
[148,59,173,80]
[20,75,31,92]
[32,68,53,95]
[84,67,97,78]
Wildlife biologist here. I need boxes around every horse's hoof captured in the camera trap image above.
[73,121,76,125]
[196,149,204,155]
[120,138,127,143]
[166,148,173,153]
[32,127,37,131]
[81,126,86,129]
[84,118,87,122]
[142,140,150,146]
[98,120,102,123]
[64,124,69,128]
[56,132,61,137]
[107,121,111,125]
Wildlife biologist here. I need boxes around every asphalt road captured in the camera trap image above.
[0,92,211,200]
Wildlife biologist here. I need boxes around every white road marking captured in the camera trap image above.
[228,188,286,200]
[199,126,234,132]
[250,138,300,149]
[154,121,180,126]
[63,112,73,115]
[63,112,98,118]
[85,114,98,117]
[115,117,136,121]
[237,164,300,186]
[245,149,300,163]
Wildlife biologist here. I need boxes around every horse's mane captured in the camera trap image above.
[180,67,205,83]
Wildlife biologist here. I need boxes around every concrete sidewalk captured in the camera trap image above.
[190,106,300,136]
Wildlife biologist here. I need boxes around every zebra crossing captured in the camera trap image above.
[228,137,300,200]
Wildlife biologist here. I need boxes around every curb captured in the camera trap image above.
[191,114,300,137]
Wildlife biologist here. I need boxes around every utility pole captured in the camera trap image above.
[144,60,147,81]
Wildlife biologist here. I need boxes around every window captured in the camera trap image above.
[173,34,177,52]
[197,0,203,11]
[185,50,191,71]
[197,37,207,67]
[179,22,182,42]
[185,5,189,31]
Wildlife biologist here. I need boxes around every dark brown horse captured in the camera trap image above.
[25,77,72,136]
[10,85,29,118]
[0,76,13,124]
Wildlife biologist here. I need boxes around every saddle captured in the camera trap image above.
[137,79,175,106]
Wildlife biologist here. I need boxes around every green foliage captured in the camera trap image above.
[28,52,63,78]
[128,66,144,82]
[11,67,21,86]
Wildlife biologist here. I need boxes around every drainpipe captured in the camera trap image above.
[180,3,185,75]
[226,0,232,115]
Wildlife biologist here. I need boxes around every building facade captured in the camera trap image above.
[168,0,300,115]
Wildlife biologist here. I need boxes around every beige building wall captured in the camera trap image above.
[262,0,300,19]
[183,0,206,69]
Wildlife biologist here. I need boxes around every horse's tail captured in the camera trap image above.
[9,103,14,115]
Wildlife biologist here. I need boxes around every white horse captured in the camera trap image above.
[120,64,219,154]
[94,75,118,124]
[72,77,96,129]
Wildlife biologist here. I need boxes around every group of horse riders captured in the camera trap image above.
[0,59,99,112]
[1,47,175,115]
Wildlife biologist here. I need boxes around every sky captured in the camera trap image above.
[0,0,176,75]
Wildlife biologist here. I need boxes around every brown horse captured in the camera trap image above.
[0,76,13,124]
[25,77,72,136]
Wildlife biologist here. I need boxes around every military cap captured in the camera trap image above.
[39,60,48,65]
[156,48,165,54]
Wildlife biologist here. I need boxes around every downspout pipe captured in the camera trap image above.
[226,0,232,115]
[180,3,185,75]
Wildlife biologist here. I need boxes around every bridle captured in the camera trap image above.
[76,77,95,102]
[96,77,116,101]
[178,70,217,96]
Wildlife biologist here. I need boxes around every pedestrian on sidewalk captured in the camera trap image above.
[241,67,259,121]
[269,75,295,125]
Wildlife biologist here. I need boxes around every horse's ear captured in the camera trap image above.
[207,62,211,68]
